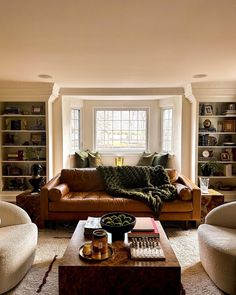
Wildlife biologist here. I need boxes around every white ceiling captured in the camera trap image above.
[1,0,236,88]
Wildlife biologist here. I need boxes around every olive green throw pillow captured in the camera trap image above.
[88,152,103,167]
[152,153,169,168]
[75,150,89,168]
[137,152,156,166]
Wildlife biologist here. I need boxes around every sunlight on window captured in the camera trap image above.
[71,109,80,151]
[162,108,173,152]
[95,109,148,152]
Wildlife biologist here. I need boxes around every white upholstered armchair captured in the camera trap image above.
[0,201,38,294]
[198,201,236,295]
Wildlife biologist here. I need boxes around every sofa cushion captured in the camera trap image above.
[137,152,156,166]
[174,183,192,201]
[75,151,89,168]
[49,191,193,213]
[152,153,169,168]
[88,152,103,168]
[61,169,105,191]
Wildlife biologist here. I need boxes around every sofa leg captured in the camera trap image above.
[51,221,57,229]
[183,221,189,230]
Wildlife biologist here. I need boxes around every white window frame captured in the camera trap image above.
[71,108,81,152]
[161,107,173,153]
[94,108,149,153]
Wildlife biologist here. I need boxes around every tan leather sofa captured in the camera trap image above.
[40,168,201,227]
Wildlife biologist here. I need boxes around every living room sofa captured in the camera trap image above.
[40,168,201,227]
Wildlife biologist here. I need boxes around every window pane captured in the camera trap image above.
[162,108,173,152]
[95,109,148,151]
[113,121,121,130]
[71,109,80,151]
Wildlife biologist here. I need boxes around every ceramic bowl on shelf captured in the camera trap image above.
[100,212,136,242]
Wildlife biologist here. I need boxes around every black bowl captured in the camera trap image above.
[100,212,136,242]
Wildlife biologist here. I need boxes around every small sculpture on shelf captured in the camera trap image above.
[29,164,45,193]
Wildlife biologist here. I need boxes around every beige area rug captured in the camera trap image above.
[6,225,224,295]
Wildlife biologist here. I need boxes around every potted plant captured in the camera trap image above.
[201,160,223,176]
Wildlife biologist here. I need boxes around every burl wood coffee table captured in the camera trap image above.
[59,219,181,295]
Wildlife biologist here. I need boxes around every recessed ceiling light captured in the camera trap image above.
[38,74,53,79]
[192,74,208,79]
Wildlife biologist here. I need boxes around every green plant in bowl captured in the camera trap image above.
[201,160,223,176]
[101,212,136,242]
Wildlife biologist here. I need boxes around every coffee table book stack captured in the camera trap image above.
[84,216,101,237]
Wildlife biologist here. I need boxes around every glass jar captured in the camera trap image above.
[92,229,108,259]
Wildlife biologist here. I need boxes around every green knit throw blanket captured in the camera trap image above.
[97,165,177,217]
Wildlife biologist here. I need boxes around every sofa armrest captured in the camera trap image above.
[49,183,70,201]
[40,173,61,225]
[177,174,201,220]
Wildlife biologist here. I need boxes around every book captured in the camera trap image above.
[132,217,158,234]
[84,216,102,237]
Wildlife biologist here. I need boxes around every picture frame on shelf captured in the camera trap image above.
[31,133,42,145]
[32,106,41,114]
[221,152,230,161]
[204,105,213,115]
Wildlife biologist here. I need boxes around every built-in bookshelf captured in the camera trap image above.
[197,101,236,201]
[0,102,47,194]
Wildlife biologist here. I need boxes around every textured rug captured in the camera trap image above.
[6,225,224,295]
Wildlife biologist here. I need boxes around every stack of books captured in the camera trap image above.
[199,134,209,146]
[130,217,159,236]
[84,217,102,237]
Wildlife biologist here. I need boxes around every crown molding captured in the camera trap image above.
[184,84,195,103]
[0,81,55,101]
[191,81,236,98]
[59,87,184,97]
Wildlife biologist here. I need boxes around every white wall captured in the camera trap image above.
[181,97,192,176]
[159,96,182,172]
